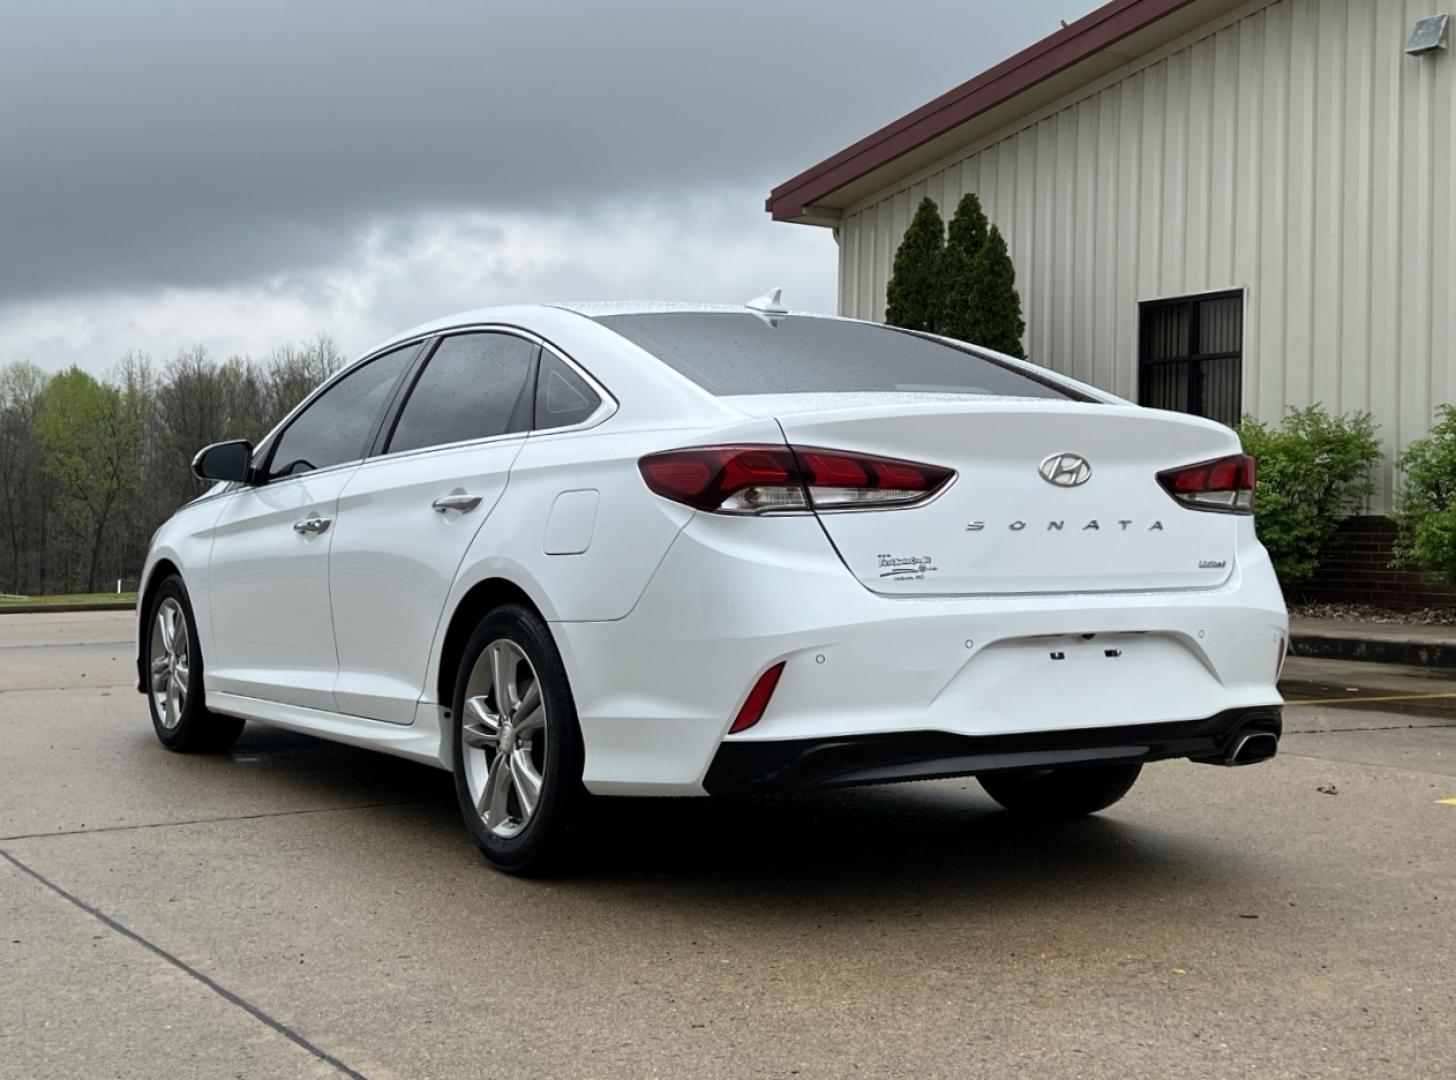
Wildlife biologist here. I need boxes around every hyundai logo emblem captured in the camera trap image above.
[1038,452,1092,487]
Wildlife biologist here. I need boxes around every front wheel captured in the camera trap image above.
[144,576,244,753]
[451,604,584,875]
[978,763,1141,818]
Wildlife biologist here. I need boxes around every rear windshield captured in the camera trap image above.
[596,313,1078,400]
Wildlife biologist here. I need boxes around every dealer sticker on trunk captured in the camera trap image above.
[876,554,938,580]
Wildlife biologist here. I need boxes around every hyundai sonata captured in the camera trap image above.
[138,295,1286,873]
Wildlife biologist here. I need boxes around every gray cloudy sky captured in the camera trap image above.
[2,0,1094,373]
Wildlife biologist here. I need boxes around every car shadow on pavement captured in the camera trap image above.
[562,783,1241,906]
[213,725,1252,910]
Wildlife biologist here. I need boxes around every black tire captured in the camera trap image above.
[978,763,1141,818]
[451,604,584,875]
[143,576,244,753]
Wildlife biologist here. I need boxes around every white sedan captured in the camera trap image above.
[138,297,1287,873]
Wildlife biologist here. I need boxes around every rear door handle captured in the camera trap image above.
[292,516,332,534]
[432,494,482,513]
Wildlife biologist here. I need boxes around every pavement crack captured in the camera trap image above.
[0,685,136,694]
[0,798,430,842]
[0,639,132,650]
[1285,722,1451,736]
[0,847,371,1080]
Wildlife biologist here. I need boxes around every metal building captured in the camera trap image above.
[768,0,1455,508]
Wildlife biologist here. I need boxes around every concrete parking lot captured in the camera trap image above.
[2,611,1454,1079]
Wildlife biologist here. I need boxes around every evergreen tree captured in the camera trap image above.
[965,224,1026,358]
[884,197,944,332]
[934,193,989,341]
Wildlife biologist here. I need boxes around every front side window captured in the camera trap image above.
[265,344,416,480]
[387,333,536,454]
[595,312,1077,400]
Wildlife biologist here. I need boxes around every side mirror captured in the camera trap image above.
[192,440,254,483]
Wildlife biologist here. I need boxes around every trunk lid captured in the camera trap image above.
[762,400,1241,596]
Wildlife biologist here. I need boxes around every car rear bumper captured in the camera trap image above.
[553,513,1288,797]
[702,706,1282,794]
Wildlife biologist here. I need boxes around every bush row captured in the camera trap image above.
[1235,405,1456,590]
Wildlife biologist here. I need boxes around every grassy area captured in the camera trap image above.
[0,591,138,607]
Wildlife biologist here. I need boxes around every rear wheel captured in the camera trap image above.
[451,604,583,875]
[978,763,1141,818]
[145,576,244,753]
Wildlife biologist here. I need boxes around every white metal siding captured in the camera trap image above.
[837,0,1456,506]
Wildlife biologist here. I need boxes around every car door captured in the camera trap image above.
[205,343,419,712]
[327,331,538,724]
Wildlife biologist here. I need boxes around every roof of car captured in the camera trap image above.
[385,300,837,341]
[367,301,847,364]
[548,301,830,318]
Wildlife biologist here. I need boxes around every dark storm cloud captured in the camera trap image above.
[0,0,1089,300]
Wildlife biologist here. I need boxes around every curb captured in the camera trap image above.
[1290,632,1456,669]
[0,602,137,615]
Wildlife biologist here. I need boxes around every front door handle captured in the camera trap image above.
[432,494,483,514]
[292,516,332,534]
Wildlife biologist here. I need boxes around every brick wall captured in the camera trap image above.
[1291,516,1456,609]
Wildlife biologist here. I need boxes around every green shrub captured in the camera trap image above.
[1236,406,1381,585]
[1392,405,1456,586]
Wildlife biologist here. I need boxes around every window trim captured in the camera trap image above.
[251,337,428,488]
[376,331,539,460]
[1137,289,1244,425]
[527,338,616,434]
[239,321,618,486]
[532,348,609,435]
[368,324,618,464]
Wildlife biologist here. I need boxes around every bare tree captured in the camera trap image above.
[266,333,343,421]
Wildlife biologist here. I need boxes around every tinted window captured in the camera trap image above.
[597,313,1076,400]
[534,351,602,430]
[388,333,536,454]
[265,345,415,480]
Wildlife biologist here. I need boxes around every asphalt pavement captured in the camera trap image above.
[2,611,1454,1079]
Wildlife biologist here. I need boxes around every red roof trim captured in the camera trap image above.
[766,0,1199,221]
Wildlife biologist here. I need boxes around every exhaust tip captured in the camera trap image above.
[1228,730,1278,766]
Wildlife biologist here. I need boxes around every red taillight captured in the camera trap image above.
[638,445,954,515]
[1157,454,1256,514]
[729,661,786,734]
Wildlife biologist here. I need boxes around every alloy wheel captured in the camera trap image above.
[149,597,190,730]
[461,639,548,839]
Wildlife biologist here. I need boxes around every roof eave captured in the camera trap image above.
[767,0,1249,226]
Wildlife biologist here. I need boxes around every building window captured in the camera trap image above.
[1138,291,1243,427]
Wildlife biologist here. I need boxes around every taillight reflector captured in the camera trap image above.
[729,661,786,734]
[638,445,954,515]
[1157,454,1256,514]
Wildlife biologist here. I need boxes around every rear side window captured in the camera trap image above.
[534,351,602,430]
[597,313,1076,400]
[387,333,536,454]
[265,344,416,480]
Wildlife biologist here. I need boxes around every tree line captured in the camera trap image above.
[0,336,343,596]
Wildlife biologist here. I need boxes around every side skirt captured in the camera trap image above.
[206,691,452,771]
